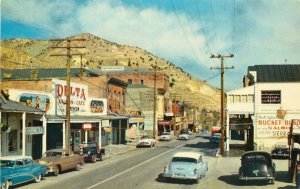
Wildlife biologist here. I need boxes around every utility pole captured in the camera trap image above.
[51,38,86,150]
[210,54,234,155]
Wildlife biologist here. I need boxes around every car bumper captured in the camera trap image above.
[137,142,152,147]
[239,176,274,181]
[163,173,198,180]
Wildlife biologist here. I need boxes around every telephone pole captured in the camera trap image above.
[210,54,234,155]
[51,38,86,150]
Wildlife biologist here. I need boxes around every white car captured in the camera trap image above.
[136,136,156,147]
[178,133,189,140]
[159,132,172,141]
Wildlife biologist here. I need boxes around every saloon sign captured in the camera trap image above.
[257,118,300,138]
[52,79,88,115]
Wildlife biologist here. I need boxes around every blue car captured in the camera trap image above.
[163,151,208,183]
[0,156,47,189]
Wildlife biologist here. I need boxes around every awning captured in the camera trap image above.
[158,120,172,126]
[45,114,129,123]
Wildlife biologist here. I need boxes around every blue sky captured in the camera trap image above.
[1,0,300,91]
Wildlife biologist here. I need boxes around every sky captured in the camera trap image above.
[1,0,300,91]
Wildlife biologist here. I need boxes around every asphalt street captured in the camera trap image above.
[17,135,295,189]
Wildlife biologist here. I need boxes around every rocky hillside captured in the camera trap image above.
[0,33,220,110]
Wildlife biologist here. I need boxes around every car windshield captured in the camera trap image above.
[83,147,95,153]
[0,160,15,167]
[161,132,170,135]
[172,157,197,164]
[43,151,62,157]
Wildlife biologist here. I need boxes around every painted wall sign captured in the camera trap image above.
[52,79,88,115]
[257,119,300,138]
[26,127,44,135]
[90,100,104,113]
[19,93,50,111]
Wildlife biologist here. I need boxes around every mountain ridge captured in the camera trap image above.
[0,33,220,110]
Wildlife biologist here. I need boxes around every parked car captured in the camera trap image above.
[38,149,84,176]
[210,133,221,144]
[159,132,172,141]
[0,156,47,189]
[136,136,156,148]
[178,132,189,140]
[80,143,104,163]
[162,151,208,183]
[271,144,289,159]
[238,151,275,185]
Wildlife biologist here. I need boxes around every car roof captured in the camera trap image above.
[0,156,32,161]
[46,149,68,152]
[173,152,201,159]
[242,151,271,158]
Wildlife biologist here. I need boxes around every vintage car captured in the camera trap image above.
[163,151,208,183]
[159,132,172,141]
[239,151,276,185]
[210,133,221,144]
[38,149,84,176]
[0,156,47,189]
[271,144,289,159]
[136,136,156,147]
[80,143,104,163]
[178,133,190,140]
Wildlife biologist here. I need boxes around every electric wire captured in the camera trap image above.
[193,0,212,55]
[231,0,236,55]
[210,0,219,50]
[169,0,202,63]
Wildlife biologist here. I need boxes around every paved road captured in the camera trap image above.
[18,135,295,189]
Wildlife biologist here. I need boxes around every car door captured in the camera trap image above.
[12,159,29,184]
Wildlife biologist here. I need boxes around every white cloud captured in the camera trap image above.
[2,0,300,90]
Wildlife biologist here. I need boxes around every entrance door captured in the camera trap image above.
[32,134,42,159]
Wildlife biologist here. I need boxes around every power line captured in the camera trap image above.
[169,0,202,63]
[210,0,219,49]
[193,0,212,55]
[231,0,236,54]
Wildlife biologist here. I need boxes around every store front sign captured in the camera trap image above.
[129,117,145,123]
[257,119,300,138]
[26,127,44,135]
[82,122,92,130]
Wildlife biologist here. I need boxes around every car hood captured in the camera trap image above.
[168,162,196,173]
[0,168,13,178]
[179,134,189,137]
[140,139,152,142]
[38,157,60,164]
[160,135,170,137]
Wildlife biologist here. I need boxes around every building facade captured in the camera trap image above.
[227,64,300,151]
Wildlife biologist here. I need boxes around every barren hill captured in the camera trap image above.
[0,33,220,110]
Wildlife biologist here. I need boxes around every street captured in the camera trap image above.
[18,135,295,189]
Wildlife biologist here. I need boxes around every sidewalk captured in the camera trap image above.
[101,141,138,158]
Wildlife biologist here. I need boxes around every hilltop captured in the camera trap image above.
[0,33,220,110]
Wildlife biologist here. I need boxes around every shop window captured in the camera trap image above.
[8,130,18,152]
[261,90,281,104]
[241,95,247,103]
[248,95,254,103]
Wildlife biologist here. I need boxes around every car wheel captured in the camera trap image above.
[271,178,275,184]
[75,163,81,171]
[2,180,10,189]
[53,166,60,176]
[92,155,97,163]
[34,174,42,183]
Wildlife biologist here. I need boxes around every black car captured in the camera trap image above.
[80,143,104,163]
[271,145,289,159]
[239,151,276,185]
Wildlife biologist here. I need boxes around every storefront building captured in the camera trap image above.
[227,64,300,152]
[0,93,45,159]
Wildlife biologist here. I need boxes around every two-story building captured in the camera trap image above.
[227,64,300,152]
